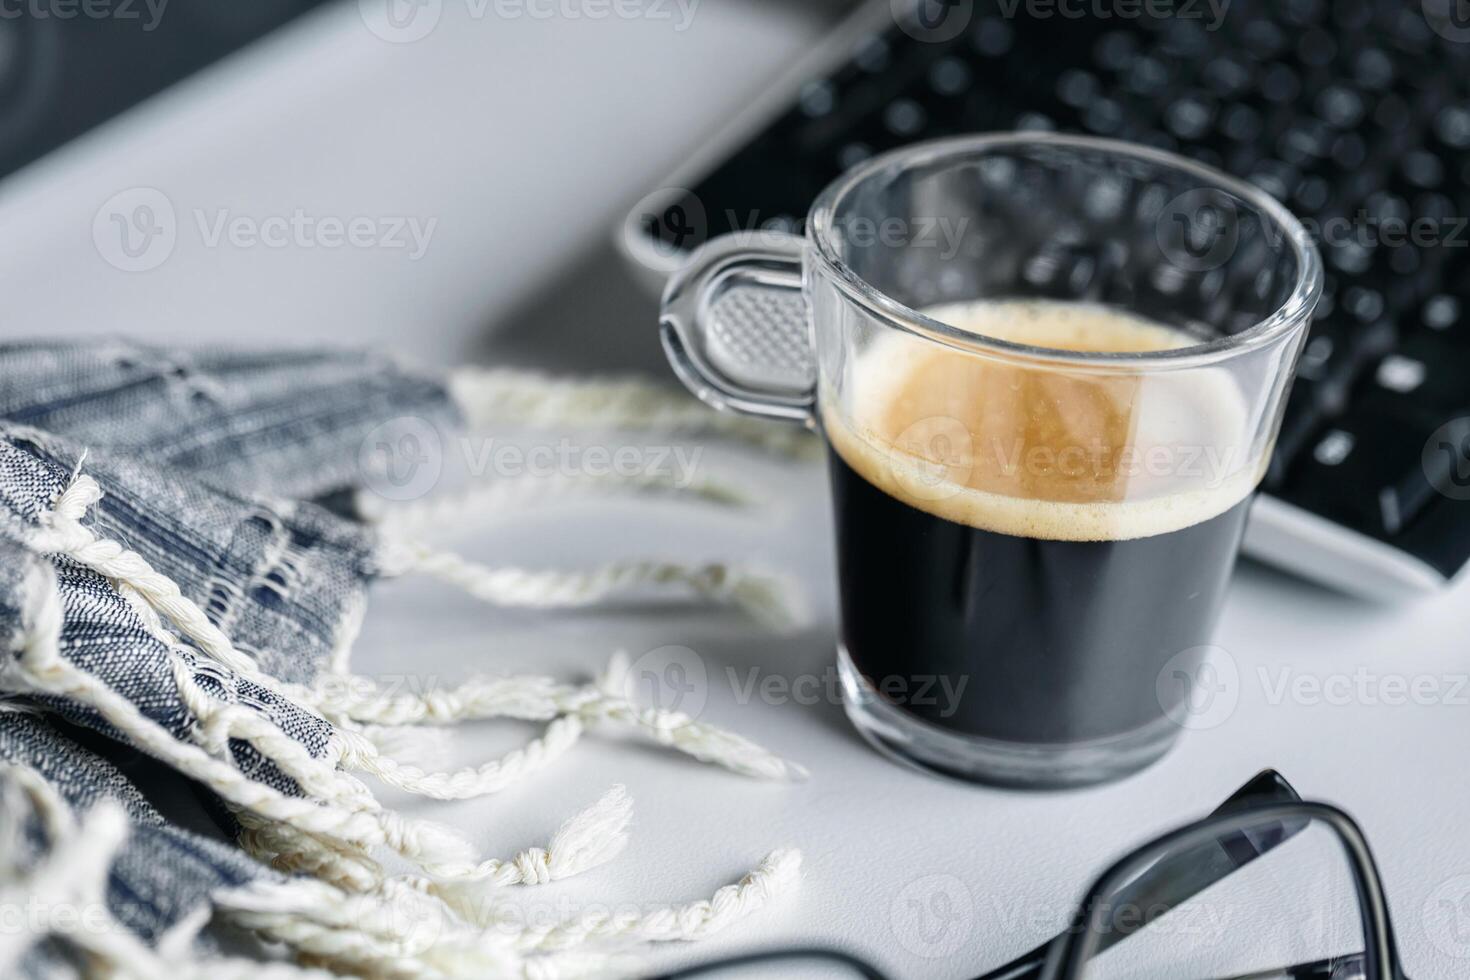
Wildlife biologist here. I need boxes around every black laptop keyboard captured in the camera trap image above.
[670,0,1470,584]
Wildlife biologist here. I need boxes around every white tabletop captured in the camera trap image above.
[359,429,1470,980]
[0,2,1466,977]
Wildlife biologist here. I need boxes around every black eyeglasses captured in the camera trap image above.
[656,771,1408,980]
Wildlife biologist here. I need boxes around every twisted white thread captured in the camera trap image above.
[41,473,804,781]
[340,714,586,800]
[358,469,749,536]
[31,476,586,835]
[234,807,384,893]
[217,876,543,977]
[427,784,632,896]
[356,722,456,769]
[312,653,806,782]
[597,652,810,780]
[310,653,805,782]
[449,368,818,457]
[0,766,611,979]
[164,651,376,810]
[511,848,803,953]
[3,564,476,871]
[224,845,800,970]
[13,471,807,973]
[0,765,340,980]
[381,542,802,632]
[37,476,258,675]
[119,581,492,869]
[305,672,588,727]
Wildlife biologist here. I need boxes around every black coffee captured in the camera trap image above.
[824,301,1257,752]
[830,449,1250,742]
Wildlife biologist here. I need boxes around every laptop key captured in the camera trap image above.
[1365,335,1470,413]
[1276,396,1458,537]
[1417,294,1464,341]
[1266,378,1329,489]
[1296,311,1396,413]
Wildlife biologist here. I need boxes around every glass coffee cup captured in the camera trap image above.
[658,134,1321,788]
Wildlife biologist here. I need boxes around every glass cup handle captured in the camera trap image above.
[659,232,816,425]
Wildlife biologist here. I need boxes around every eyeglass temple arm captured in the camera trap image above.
[649,947,893,980]
[1216,949,1411,980]
[972,770,1305,980]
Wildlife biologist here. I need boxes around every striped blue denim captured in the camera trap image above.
[0,341,803,978]
[0,342,460,975]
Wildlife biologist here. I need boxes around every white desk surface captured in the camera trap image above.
[363,439,1470,980]
[0,2,1466,978]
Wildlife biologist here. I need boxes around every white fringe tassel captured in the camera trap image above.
[357,469,751,537]
[377,541,803,632]
[4,448,808,976]
[0,764,339,980]
[448,368,818,458]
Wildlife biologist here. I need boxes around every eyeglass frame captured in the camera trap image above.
[1044,799,1404,980]
[655,773,1410,980]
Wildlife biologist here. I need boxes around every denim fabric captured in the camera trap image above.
[0,342,465,975]
[0,422,380,687]
[0,710,271,978]
[0,340,458,500]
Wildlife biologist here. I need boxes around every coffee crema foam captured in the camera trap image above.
[823,300,1265,542]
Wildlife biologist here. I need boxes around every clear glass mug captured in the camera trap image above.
[659,134,1321,788]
